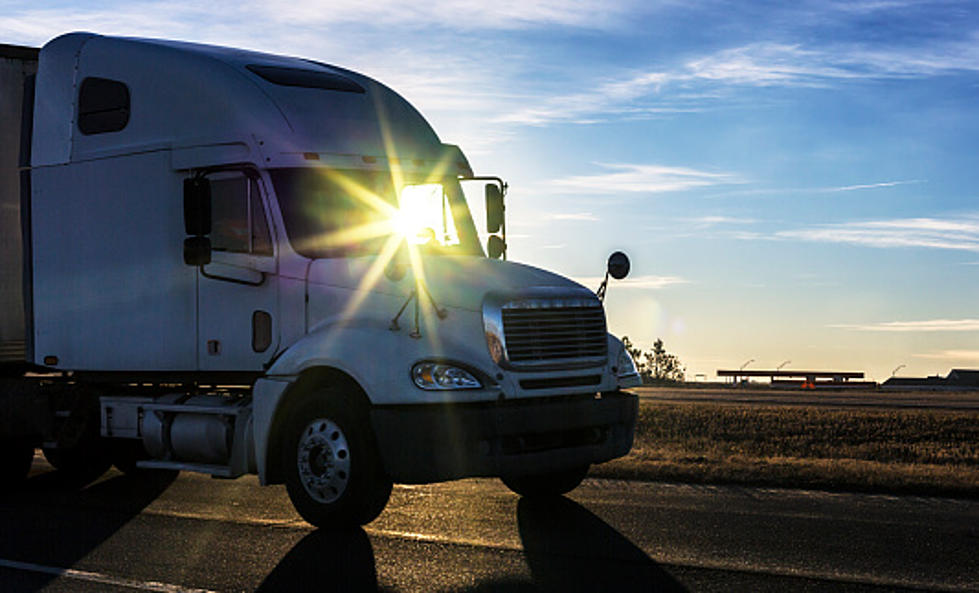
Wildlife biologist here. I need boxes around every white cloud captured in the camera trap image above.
[494,71,691,126]
[831,319,979,332]
[777,216,979,252]
[685,43,860,85]
[829,180,923,192]
[549,163,740,195]
[6,2,977,142]
[549,212,599,221]
[497,34,979,126]
[825,0,927,14]
[684,39,979,87]
[571,274,689,290]
[913,350,979,361]
[0,0,644,45]
[686,215,758,227]
[253,0,645,30]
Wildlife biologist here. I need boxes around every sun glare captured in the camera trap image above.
[323,152,458,346]
[394,183,459,246]
[306,99,462,350]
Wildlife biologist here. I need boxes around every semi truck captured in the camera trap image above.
[0,33,641,527]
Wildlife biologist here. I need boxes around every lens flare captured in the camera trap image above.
[292,95,464,353]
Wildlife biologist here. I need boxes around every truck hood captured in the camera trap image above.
[307,255,593,311]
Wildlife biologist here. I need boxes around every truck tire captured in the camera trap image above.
[42,386,112,482]
[43,442,112,481]
[283,389,392,528]
[1,440,34,489]
[502,465,589,498]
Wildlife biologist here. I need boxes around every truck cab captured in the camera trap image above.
[2,33,640,526]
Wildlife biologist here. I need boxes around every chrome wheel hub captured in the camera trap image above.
[297,418,350,504]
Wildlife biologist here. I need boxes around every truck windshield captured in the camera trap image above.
[270,168,483,259]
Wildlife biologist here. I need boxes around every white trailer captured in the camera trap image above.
[0,33,640,527]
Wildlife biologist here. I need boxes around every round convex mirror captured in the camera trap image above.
[607,251,630,280]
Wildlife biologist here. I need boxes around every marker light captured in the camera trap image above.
[412,362,482,390]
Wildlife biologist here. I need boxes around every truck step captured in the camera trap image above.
[136,459,241,478]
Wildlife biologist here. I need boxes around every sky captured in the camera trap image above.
[3,0,978,382]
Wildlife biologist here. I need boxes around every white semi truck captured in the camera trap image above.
[0,33,640,527]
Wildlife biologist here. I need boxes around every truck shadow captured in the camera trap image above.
[445,495,688,593]
[0,466,176,593]
[256,528,378,593]
[514,496,687,593]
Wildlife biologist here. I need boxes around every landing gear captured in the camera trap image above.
[283,388,392,528]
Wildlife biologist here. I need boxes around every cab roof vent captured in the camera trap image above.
[246,64,365,94]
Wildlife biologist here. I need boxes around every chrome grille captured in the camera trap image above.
[501,300,607,367]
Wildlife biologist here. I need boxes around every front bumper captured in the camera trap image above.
[370,390,637,483]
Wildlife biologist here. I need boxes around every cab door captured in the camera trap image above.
[196,169,279,371]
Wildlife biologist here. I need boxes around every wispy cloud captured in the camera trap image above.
[572,274,690,290]
[6,2,977,142]
[494,71,697,126]
[650,215,762,239]
[684,39,979,86]
[684,43,860,85]
[831,319,979,332]
[497,34,979,126]
[0,0,644,44]
[549,212,600,221]
[254,0,645,30]
[913,350,979,361]
[777,215,979,252]
[548,163,740,195]
[829,180,923,192]
[685,215,758,227]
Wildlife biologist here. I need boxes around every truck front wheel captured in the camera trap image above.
[42,442,112,481]
[283,390,392,528]
[502,465,589,498]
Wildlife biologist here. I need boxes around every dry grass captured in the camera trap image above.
[592,402,979,497]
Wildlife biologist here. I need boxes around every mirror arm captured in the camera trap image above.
[500,207,507,261]
[596,271,610,302]
[459,175,507,195]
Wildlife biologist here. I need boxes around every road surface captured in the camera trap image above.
[0,456,976,592]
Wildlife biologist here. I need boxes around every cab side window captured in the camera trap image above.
[210,175,273,256]
[78,77,130,135]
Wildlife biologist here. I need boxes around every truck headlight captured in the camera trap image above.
[411,362,482,390]
[616,348,642,388]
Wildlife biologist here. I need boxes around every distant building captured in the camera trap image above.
[715,369,874,389]
[881,369,979,390]
[947,369,979,387]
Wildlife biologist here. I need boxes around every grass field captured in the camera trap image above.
[592,401,979,498]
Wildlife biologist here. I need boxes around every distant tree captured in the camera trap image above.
[648,338,686,383]
[621,336,686,384]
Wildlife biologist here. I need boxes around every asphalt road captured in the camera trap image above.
[1,456,977,592]
[635,386,979,410]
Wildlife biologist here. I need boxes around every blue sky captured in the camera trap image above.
[4,0,978,381]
